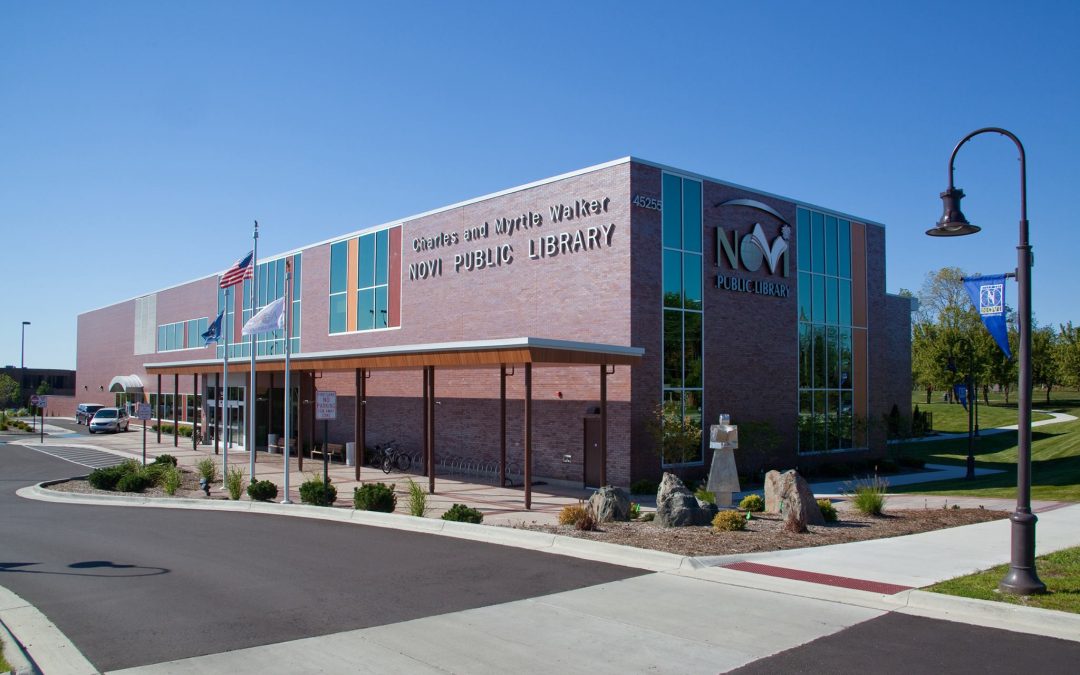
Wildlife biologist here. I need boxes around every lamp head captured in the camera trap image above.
[927,187,980,236]
[22,321,30,326]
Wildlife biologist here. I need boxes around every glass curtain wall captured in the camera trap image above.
[661,173,704,466]
[797,208,855,452]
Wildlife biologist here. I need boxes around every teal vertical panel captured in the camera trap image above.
[662,174,682,249]
[682,180,702,253]
[683,253,702,310]
[798,272,812,322]
[838,220,851,279]
[797,208,811,272]
[811,211,825,274]
[663,249,682,307]
[825,215,838,276]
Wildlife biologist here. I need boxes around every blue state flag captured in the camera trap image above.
[202,311,224,345]
[241,297,286,336]
[963,274,1012,360]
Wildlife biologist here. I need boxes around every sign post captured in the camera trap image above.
[37,395,48,443]
[315,391,337,487]
[29,394,38,433]
[137,403,153,466]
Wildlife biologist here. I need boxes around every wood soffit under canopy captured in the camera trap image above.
[144,342,643,376]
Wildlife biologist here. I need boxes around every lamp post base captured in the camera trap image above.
[998,510,1046,595]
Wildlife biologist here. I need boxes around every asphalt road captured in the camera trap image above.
[728,611,1080,674]
[0,441,643,672]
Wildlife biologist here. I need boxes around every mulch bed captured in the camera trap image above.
[515,509,1009,557]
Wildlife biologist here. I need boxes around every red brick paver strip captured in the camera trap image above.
[723,561,914,595]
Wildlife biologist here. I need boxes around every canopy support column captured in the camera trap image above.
[156,374,162,444]
[524,363,532,510]
[355,368,365,481]
[600,365,609,487]
[173,374,179,447]
[499,365,506,489]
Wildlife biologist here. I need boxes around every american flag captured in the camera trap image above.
[219,251,254,289]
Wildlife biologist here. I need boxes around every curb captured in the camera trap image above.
[898,589,1080,643]
[20,483,698,573]
[0,585,95,675]
[0,614,36,675]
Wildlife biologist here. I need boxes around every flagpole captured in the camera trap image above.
[222,285,230,490]
[281,258,293,504]
[249,220,259,482]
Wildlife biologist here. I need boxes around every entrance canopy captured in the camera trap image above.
[108,374,145,393]
[144,337,643,375]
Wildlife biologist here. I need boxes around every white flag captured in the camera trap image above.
[241,297,286,336]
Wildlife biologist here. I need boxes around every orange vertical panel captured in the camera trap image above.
[387,226,402,328]
[346,238,358,332]
[850,222,867,328]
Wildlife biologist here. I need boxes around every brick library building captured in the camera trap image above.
[76,158,912,496]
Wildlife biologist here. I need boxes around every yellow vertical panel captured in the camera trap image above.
[346,238,358,331]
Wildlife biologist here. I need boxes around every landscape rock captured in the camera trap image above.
[763,469,824,532]
[588,486,631,522]
[655,473,717,527]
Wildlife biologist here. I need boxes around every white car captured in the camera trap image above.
[89,408,130,434]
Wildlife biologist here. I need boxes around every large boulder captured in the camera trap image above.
[655,473,719,527]
[588,486,631,522]
[763,469,824,532]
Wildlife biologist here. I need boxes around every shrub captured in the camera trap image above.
[162,466,183,495]
[712,510,747,532]
[817,498,838,522]
[629,501,641,520]
[116,470,152,493]
[640,512,655,522]
[300,475,337,506]
[574,509,597,531]
[353,482,396,512]
[739,494,765,512]
[558,501,590,526]
[629,479,658,496]
[844,475,888,516]
[441,503,483,524]
[178,426,193,438]
[225,467,245,500]
[88,464,127,491]
[406,478,428,517]
[145,462,170,486]
[153,454,178,467]
[196,458,216,483]
[247,480,278,502]
[694,486,717,504]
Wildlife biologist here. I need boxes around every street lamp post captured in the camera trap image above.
[20,321,30,406]
[927,127,1045,595]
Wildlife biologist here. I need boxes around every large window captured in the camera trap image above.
[797,208,859,453]
[661,173,704,466]
[328,226,399,334]
[218,253,302,359]
[157,317,209,352]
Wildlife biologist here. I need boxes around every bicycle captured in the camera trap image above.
[192,430,203,451]
[370,440,411,474]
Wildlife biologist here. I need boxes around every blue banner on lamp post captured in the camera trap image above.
[963,274,1013,360]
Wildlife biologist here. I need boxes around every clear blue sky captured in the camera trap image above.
[2,1,1077,370]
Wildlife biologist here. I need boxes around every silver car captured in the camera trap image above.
[89,407,130,434]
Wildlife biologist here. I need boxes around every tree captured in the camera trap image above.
[1031,324,1060,403]
[0,374,20,409]
[1058,322,1080,390]
[36,380,52,395]
[646,401,702,468]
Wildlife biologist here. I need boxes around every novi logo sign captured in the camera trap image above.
[717,223,791,277]
[714,199,791,298]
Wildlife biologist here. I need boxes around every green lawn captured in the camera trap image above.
[0,640,9,672]
[912,393,1052,434]
[927,546,1080,613]
[890,391,1080,502]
